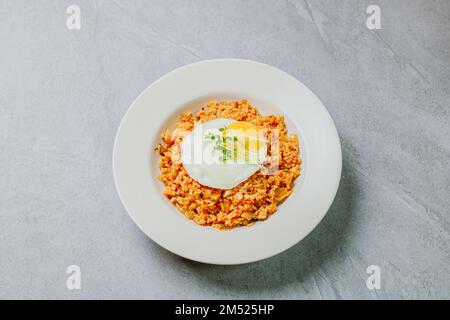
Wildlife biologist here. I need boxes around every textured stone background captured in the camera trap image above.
[0,0,449,299]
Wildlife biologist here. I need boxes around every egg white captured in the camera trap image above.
[180,118,267,190]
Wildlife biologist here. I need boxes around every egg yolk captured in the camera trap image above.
[224,121,264,155]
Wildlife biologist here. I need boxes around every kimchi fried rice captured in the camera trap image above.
[156,99,301,230]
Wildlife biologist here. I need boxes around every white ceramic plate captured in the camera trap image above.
[113,59,341,265]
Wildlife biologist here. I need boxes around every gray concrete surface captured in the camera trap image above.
[0,0,449,299]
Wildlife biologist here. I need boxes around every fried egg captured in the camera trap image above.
[181,118,267,189]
